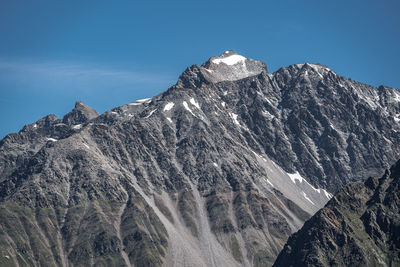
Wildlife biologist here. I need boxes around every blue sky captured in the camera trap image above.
[1,0,399,138]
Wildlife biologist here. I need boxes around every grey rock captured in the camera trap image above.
[0,51,398,266]
[201,50,268,82]
[273,159,400,267]
[62,101,99,125]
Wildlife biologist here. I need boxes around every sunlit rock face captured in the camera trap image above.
[200,50,267,83]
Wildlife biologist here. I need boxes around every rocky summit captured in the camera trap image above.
[0,51,399,266]
[273,159,400,267]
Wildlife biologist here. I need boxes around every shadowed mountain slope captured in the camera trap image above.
[273,159,400,267]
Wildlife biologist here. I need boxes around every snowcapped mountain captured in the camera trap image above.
[0,51,399,266]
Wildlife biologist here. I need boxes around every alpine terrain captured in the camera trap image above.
[273,159,400,267]
[0,51,399,266]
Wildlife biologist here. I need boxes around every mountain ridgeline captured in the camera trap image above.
[0,51,399,266]
[273,159,400,267]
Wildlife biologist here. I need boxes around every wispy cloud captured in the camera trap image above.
[0,59,176,92]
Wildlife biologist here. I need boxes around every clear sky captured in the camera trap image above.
[0,0,399,138]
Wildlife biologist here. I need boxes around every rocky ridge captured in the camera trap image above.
[273,159,400,267]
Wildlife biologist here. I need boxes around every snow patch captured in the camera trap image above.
[262,109,274,119]
[46,138,57,142]
[190,98,200,109]
[136,98,151,103]
[302,191,315,205]
[212,54,246,65]
[129,98,152,105]
[288,172,304,184]
[266,179,274,187]
[230,113,240,126]
[183,101,195,116]
[323,190,333,199]
[33,124,37,128]
[288,171,333,200]
[213,162,218,167]
[83,143,90,149]
[163,102,175,111]
[221,102,226,107]
[72,124,82,130]
[145,109,157,118]
[166,117,173,123]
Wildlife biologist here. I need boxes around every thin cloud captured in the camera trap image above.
[0,59,176,90]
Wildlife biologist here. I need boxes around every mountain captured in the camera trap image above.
[0,101,98,181]
[273,159,400,267]
[0,50,399,266]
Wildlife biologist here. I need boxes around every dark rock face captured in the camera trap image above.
[0,51,399,266]
[273,159,400,267]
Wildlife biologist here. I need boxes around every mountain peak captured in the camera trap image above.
[209,50,245,65]
[74,101,89,109]
[62,101,98,125]
[200,50,267,83]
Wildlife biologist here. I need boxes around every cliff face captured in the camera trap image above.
[273,159,400,267]
[0,51,399,266]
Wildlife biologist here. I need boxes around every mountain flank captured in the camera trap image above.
[274,159,400,267]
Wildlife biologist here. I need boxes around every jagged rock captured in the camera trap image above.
[0,102,98,182]
[273,159,400,267]
[62,101,99,125]
[201,50,268,83]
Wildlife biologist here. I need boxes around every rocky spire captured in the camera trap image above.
[62,101,98,125]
